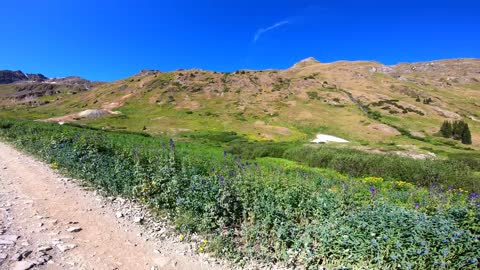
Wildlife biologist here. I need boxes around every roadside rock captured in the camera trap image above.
[0,253,7,262]
[10,260,37,270]
[66,227,82,233]
[56,244,77,252]
[11,250,32,261]
[0,239,15,245]
[37,245,52,253]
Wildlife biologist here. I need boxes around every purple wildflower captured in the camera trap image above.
[223,151,227,157]
[369,186,377,198]
[218,176,225,185]
[211,168,215,173]
[169,138,175,150]
[161,142,166,150]
[414,202,420,209]
[341,180,348,190]
[447,186,453,191]
[468,192,478,201]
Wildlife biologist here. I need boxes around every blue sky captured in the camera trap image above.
[1,0,479,81]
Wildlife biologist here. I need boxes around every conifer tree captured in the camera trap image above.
[440,120,452,138]
[452,120,463,140]
[461,123,472,145]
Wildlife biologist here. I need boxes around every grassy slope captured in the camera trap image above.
[0,59,478,158]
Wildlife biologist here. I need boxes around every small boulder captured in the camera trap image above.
[56,244,77,253]
[66,227,82,233]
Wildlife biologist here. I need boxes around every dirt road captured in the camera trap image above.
[0,141,226,270]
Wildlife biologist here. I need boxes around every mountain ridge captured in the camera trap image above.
[0,58,478,156]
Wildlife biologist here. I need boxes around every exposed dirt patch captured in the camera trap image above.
[254,121,293,136]
[102,93,134,111]
[431,106,461,119]
[368,124,401,136]
[43,109,113,123]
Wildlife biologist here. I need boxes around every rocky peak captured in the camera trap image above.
[0,70,27,84]
[25,73,48,82]
[290,57,320,69]
[0,70,48,84]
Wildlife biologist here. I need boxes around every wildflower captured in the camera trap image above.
[198,247,205,253]
[469,258,478,264]
[211,167,215,173]
[341,180,347,190]
[179,234,185,241]
[169,138,175,150]
[414,202,420,209]
[202,239,208,245]
[223,151,227,157]
[218,176,225,185]
[468,192,478,201]
[369,186,377,198]
[447,186,453,191]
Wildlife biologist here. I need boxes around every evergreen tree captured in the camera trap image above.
[440,120,452,138]
[452,120,464,140]
[461,123,472,145]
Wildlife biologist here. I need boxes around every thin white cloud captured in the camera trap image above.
[253,20,290,42]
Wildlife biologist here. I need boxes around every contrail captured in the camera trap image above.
[253,20,290,42]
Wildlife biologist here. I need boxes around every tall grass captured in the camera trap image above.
[226,141,479,192]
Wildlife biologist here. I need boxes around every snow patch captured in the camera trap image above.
[311,134,349,143]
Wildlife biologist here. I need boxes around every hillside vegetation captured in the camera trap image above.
[1,59,479,156]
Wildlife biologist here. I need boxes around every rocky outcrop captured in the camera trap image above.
[0,70,48,84]
[0,70,28,84]
[290,57,320,69]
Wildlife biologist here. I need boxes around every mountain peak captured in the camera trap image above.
[290,57,320,69]
[0,70,48,84]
